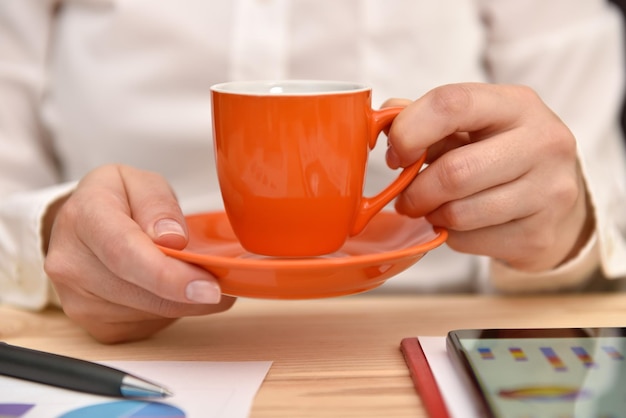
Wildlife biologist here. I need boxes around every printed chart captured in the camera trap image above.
[58,401,185,418]
[0,401,185,418]
[0,360,271,418]
[0,404,35,417]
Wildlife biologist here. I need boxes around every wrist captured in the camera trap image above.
[42,194,71,255]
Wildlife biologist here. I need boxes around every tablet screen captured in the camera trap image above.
[447,328,626,418]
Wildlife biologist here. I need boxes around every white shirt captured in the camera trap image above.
[1,0,626,310]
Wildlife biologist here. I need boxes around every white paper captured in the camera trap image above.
[417,336,480,418]
[0,360,272,418]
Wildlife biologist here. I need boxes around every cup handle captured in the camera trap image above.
[350,106,426,236]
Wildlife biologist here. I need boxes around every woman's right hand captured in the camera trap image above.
[44,164,235,344]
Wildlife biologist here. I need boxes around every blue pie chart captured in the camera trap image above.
[57,400,186,418]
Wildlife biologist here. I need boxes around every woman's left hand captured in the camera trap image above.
[385,83,594,272]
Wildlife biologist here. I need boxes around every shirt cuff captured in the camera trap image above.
[488,230,600,293]
[0,182,76,310]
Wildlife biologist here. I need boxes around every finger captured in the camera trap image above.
[57,287,179,344]
[442,216,561,272]
[387,83,533,167]
[52,256,229,317]
[423,132,472,163]
[443,223,527,265]
[57,289,236,344]
[424,173,540,231]
[94,318,178,344]
[86,295,235,344]
[379,98,412,138]
[68,169,222,305]
[93,225,222,305]
[387,132,471,168]
[380,98,412,108]
[93,319,178,344]
[427,170,584,272]
[117,165,188,250]
[395,134,534,217]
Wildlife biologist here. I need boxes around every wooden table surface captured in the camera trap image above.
[2,293,626,417]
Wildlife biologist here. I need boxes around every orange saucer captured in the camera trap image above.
[157,211,447,299]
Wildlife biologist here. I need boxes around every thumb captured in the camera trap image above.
[119,165,189,250]
[152,218,188,249]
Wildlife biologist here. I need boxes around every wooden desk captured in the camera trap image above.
[2,293,626,417]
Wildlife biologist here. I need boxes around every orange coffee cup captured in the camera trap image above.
[211,80,424,257]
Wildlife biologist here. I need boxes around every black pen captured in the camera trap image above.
[0,342,172,398]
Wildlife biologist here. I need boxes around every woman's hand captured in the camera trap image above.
[386,83,594,273]
[44,164,235,343]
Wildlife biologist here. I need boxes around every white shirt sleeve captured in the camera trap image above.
[0,183,75,309]
[0,0,67,309]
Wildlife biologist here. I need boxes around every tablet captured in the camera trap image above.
[446,327,626,418]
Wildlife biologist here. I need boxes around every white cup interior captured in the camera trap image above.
[211,80,369,96]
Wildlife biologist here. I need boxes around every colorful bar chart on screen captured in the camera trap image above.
[477,347,494,360]
[508,347,528,362]
[571,346,596,368]
[540,347,568,371]
[602,345,625,360]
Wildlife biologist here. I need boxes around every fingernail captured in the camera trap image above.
[186,280,221,304]
[386,146,401,169]
[154,218,185,239]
